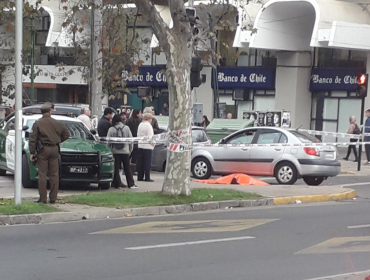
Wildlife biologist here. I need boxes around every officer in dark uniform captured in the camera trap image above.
[29,103,70,204]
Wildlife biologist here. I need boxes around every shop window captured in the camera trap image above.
[316,48,366,69]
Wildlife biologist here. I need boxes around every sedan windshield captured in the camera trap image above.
[26,120,95,141]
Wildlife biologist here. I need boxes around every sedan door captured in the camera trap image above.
[213,129,257,174]
[248,130,287,176]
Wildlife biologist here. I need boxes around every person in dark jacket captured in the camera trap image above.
[161,102,169,116]
[29,103,70,204]
[201,115,210,128]
[97,107,114,137]
[364,109,370,164]
[126,109,142,174]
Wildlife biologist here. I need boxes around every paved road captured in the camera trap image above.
[1,196,370,280]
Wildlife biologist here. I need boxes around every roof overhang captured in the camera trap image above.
[249,0,370,51]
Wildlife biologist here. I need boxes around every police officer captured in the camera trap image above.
[29,103,70,204]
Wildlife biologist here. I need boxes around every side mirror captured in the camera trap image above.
[90,129,97,135]
[22,125,29,131]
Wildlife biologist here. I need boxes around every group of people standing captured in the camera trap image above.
[97,107,159,190]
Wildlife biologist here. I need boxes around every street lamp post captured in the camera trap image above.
[30,17,35,105]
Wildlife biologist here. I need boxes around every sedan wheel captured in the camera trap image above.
[303,176,325,186]
[192,157,211,179]
[275,162,298,185]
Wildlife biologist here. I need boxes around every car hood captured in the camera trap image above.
[60,138,111,154]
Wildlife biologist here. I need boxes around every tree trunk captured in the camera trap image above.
[162,40,192,196]
[134,0,193,195]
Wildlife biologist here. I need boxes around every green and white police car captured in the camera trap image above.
[0,114,115,189]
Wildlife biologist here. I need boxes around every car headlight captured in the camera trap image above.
[101,154,114,162]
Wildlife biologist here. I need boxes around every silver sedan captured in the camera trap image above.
[191,127,341,186]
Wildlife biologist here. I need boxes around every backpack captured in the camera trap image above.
[353,124,361,135]
[112,126,125,149]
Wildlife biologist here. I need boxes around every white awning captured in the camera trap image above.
[249,0,370,51]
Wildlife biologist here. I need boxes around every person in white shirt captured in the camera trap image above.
[77,107,92,130]
[137,113,155,182]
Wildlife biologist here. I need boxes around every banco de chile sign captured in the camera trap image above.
[213,67,275,89]
[121,66,167,87]
[310,68,363,92]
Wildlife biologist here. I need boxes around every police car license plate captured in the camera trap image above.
[70,166,88,173]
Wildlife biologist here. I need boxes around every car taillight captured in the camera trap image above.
[304,147,319,156]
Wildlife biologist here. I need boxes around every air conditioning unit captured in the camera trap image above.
[137,87,151,98]
[233,89,245,101]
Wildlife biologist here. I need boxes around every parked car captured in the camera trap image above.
[206,118,254,143]
[152,126,211,172]
[0,114,115,189]
[191,127,341,186]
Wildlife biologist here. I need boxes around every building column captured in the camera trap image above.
[275,51,312,128]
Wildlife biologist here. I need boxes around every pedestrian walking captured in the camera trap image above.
[343,115,360,162]
[29,103,70,204]
[126,109,142,174]
[97,107,114,137]
[77,107,92,130]
[364,109,370,165]
[137,113,155,182]
[107,114,138,189]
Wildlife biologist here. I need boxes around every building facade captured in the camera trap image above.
[1,0,370,138]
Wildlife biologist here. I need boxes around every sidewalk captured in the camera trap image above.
[0,166,358,225]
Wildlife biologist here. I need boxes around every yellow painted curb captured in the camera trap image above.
[341,170,356,175]
[273,189,357,205]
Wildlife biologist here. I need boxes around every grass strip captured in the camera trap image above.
[63,188,262,208]
[0,199,60,215]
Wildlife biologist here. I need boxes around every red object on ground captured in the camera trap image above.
[364,275,370,280]
[195,173,269,186]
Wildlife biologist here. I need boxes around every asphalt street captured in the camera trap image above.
[1,191,370,280]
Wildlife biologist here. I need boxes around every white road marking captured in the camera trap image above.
[304,269,370,280]
[347,224,370,229]
[125,236,255,250]
[340,182,370,187]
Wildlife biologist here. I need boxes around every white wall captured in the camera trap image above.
[275,51,312,128]
[193,67,214,121]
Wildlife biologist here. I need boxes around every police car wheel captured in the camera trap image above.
[98,182,110,190]
[22,154,35,188]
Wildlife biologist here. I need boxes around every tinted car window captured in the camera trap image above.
[289,130,320,143]
[192,129,208,143]
[4,119,15,132]
[227,130,256,144]
[257,132,287,144]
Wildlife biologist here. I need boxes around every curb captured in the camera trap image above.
[273,189,357,205]
[0,189,357,226]
[0,198,273,226]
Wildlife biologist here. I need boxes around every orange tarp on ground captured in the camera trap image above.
[194,173,269,186]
